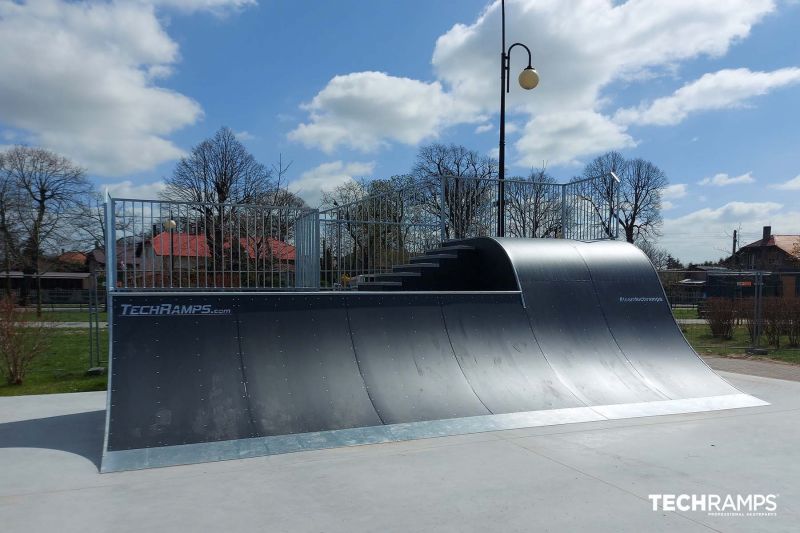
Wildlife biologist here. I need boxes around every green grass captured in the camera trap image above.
[20,310,107,322]
[0,328,107,396]
[681,324,800,364]
[672,307,698,320]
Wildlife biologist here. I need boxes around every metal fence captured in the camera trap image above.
[106,198,319,290]
[106,173,617,291]
[659,269,800,354]
[318,173,618,288]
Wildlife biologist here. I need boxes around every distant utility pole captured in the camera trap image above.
[732,229,738,256]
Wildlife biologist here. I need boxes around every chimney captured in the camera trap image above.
[762,226,771,242]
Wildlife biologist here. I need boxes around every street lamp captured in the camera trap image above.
[498,0,538,237]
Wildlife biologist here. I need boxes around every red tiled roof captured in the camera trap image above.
[149,232,296,261]
[741,235,800,258]
[58,251,87,264]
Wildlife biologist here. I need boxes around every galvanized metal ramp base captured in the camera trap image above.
[102,238,767,472]
[101,393,766,472]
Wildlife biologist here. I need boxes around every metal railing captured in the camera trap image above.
[319,184,441,289]
[106,198,319,290]
[105,173,617,291]
[318,173,618,288]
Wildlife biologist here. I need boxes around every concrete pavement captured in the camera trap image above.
[0,372,798,532]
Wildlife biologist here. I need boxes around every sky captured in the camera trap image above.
[1,0,799,264]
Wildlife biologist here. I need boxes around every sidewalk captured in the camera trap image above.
[702,355,800,382]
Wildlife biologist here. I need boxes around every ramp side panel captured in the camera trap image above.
[576,242,739,398]
[237,295,382,436]
[440,293,584,412]
[107,296,252,451]
[346,294,491,423]
[498,239,666,405]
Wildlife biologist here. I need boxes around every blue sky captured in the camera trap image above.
[1,0,799,263]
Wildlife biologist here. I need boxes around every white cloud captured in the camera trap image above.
[292,0,776,166]
[150,0,256,13]
[0,0,253,177]
[699,172,755,186]
[289,161,375,207]
[515,110,636,166]
[663,183,688,199]
[103,180,166,200]
[234,130,256,141]
[475,123,494,134]
[771,175,800,190]
[616,67,800,126]
[288,72,480,153]
[660,201,800,262]
[662,201,675,210]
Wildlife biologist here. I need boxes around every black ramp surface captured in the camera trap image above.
[346,294,491,423]
[496,239,667,405]
[237,295,382,436]
[440,293,584,412]
[108,296,252,451]
[576,241,739,398]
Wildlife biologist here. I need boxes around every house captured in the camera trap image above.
[91,232,296,288]
[727,226,800,271]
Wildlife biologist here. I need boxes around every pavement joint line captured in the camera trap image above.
[500,435,726,533]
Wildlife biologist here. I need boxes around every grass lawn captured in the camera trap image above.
[672,307,698,319]
[681,324,800,364]
[0,328,108,396]
[20,310,107,322]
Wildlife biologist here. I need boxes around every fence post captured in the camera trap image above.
[608,175,615,239]
[295,209,320,290]
[560,184,567,239]
[105,196,116,291]
[439,175,447,243]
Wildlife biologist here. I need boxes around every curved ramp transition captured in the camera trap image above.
[102,238,765,472]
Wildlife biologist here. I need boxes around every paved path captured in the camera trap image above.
[1,374,798,532]
[702,355,800,382]
[676,318,707,325]
[19,322,107,329]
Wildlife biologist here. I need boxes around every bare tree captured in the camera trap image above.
[0,152,21,296]
[160,127,281,284]
[578,151,667,243]
[1,146,91,315]
[506,169,562,238]
[412,143,497,239]
[163,126,274,204]
[636,239,670,270]
[320,176,419,276]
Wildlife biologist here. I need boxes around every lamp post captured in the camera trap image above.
[498,0,539,237]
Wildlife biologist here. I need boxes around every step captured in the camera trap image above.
[371,271,421,278]
[428,244,476,253]
[356,281,402,291]
[410,253,457,263]
[393,262,438,272]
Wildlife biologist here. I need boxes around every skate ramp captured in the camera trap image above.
[102,238,765,472]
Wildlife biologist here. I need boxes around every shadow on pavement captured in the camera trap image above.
[0,410,105,469]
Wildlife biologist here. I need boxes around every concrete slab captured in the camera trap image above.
[1,373,798,532]
[703,355,800,382]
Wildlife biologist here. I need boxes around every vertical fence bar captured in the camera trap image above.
[105,197,116,291]
[439,175,447,243]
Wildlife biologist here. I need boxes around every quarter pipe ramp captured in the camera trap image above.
[102,238,765,472]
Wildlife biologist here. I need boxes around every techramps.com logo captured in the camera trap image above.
[648,493,778,517]
[119,304,232,317]
[619,296,664,303]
